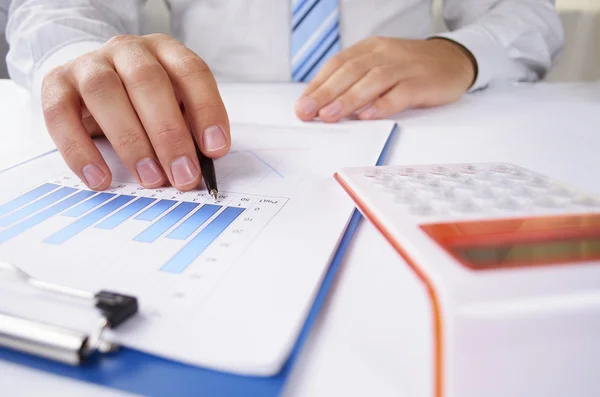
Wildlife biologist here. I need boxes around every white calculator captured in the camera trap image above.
[335,163,600,397]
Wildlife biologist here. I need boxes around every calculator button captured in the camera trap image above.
[364,169,380,178]
[394,190,418,204]
[473,186,497,199]
[548,185,572,198]
[374,173,393,184]
[474,171,496,182]
[426,179,444,188]
[453,199,480,213]
[460,165,479,174]
[429,166,450,175]
[435,188,460,201]
[507,169,529,180]
[495,197,522,210]
[491,164,514,173]
[528,176,550,188]
[411,172,430,181]
[572,196,600,207]
[511,185,536,198]
[396,167,416,176]
[410,203,437,216]
[383,180,407,191]
[494,177,515,188]
[455,177,477,187]
[534,197,565,208]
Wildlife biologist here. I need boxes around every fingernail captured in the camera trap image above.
[321,101,342,118]
[171,156,199,186]
[82,164,106,189]
[202,125,227,152]
[295,97,317,116]
[136,157,164,185]
[360,106,377,120]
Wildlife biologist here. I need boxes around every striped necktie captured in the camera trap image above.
[291,0,341,82]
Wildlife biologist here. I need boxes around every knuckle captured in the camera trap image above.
[41,70,68,100]
[315,86,335,102]
[124,62,165,90]
[144,33,172,43]
[401,81,419,96]
[153,122,189,153]
[42,66,67,87]
[327,55,345,70]
[189,100,223,118]
[153,35,185,55]
[381,91,408,111]
[42,99,69,129]
[173,55,210,80]
[79,68,120,98]
[154,122,185,140]
[368,65,388,81]
[344,59,367,76]
[115,127,144,151]
[376,97,394,112]
[106,34,137,48]
[342,92,361,108]
[369,36,387,47]
[366,36,379,46]
[60,137,84,161]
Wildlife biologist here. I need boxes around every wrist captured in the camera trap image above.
[428,37,478,89]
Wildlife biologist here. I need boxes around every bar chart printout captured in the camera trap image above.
[0,175,288,275]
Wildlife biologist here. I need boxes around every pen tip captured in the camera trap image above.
[210,189,218,200]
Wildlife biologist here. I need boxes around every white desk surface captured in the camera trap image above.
[0,80,599,397]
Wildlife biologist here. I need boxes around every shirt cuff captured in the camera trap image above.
[433,27,507,92]
[32,40,105,103]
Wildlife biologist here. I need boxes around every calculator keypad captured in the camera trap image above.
[359,163,600,222]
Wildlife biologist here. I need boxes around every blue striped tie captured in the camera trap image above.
[291,0,341,82]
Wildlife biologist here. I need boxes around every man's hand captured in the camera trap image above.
[42,34,230,191]
[295,37,477,122]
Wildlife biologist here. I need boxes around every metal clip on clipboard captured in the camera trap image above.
[0,260,138,365]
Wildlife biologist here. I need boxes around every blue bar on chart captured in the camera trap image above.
[0,187,77,227]
[161,206,245,274]
[45,195,135,245]
[167,204,221,240]
[134,202,199,243]
[0,190,96,244]
[96,197,156,230]
[63,192,114,217]
[0,183,59,218]
[135,199,177,221]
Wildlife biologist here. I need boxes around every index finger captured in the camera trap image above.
[42,70,112,191]
[149,36,231,159]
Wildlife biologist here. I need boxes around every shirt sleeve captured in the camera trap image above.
[433,0,564,91]
[5,0,144,93]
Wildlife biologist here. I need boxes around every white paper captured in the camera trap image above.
[0,120,393,376]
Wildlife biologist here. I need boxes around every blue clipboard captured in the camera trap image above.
[0,125,397,397]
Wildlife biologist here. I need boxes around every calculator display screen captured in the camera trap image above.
[453,237,600,269]
[421,213,600,270]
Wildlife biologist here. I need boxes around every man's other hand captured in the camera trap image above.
[295,37,477,122]
[42,34,230,191]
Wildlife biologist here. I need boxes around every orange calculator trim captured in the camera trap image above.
[334,173,444,397]
[421,213,600,271]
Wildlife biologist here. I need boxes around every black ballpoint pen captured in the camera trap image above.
[185,115,219,200]
[196,146,219,200]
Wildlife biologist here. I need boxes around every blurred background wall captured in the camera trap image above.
[0,0,598,82]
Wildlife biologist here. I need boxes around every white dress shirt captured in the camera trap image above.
[4,0,564,98]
